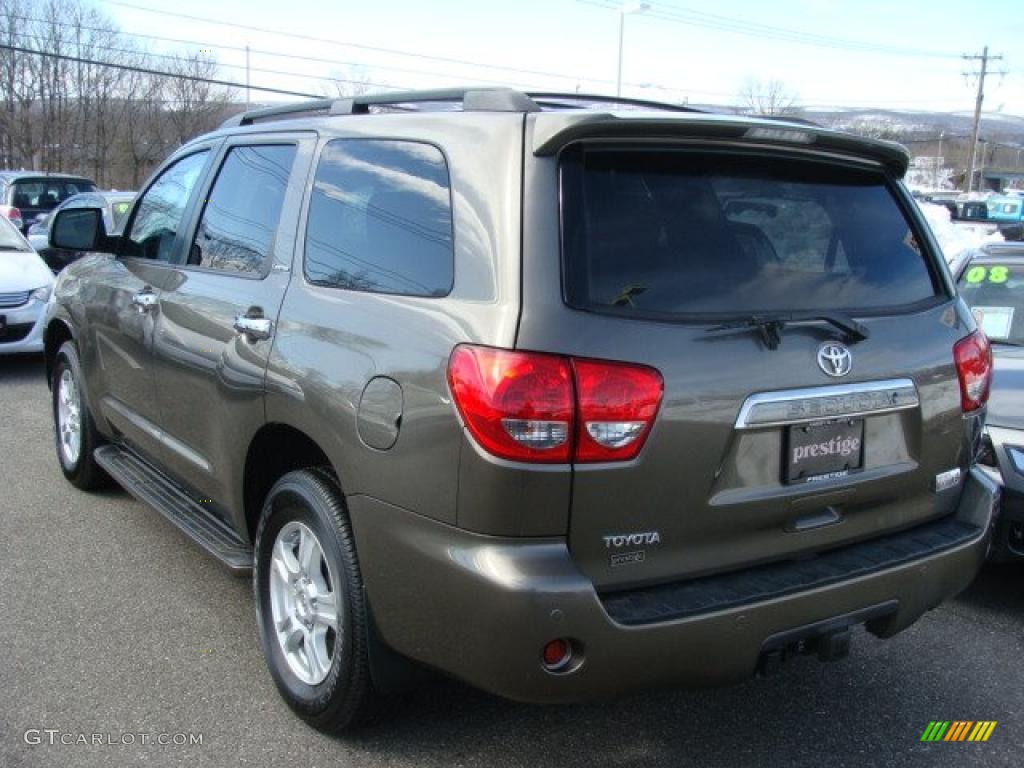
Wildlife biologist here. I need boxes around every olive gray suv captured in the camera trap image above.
[43,88,999,731]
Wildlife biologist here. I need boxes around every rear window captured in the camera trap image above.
[560,148,940,319]
[11,179,97,211]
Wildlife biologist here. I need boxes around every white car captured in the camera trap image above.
[0,213,53,353]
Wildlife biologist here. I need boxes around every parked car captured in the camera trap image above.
[986,193,1024,225]
[0,213,53,354]
[955,194,990,221]
[28,191,135,273]
[0,171,97,234]
[43,88,997,732]
[954,242,1024,559]
[912,189,958,218]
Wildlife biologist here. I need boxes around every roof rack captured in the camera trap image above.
[220,87,712,129]
[222,87,542,128]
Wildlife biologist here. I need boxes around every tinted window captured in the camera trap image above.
[123,151,208,261]
[957,259,1024,345]
[561,148,939,318]
[11,180,96,210]
[305,139,453,297]
[189,144,296,275]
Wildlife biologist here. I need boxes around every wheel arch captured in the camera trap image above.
[43,318,75,388]
[243,423,338,544]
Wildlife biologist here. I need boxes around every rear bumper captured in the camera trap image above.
[977,425,1024,559]
[990,486,1024,560]
[350,468,997,704]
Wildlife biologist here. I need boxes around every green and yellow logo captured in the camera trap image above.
[920,721,997,742]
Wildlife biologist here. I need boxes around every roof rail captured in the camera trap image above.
[221,87,541,128]
[528,92,703,114]
[221,98,335,128]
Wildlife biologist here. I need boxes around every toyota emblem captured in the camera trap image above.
[817,342,852,377]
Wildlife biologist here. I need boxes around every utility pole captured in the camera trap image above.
[615,2,650,98]
[962,46,1004,193]
[245,45,251,110]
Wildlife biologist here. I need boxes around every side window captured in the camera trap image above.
[123,151,209,261]
[189,144,297,275]
[304,139,454,297]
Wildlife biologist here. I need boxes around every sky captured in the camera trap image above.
[97,0,1023,115]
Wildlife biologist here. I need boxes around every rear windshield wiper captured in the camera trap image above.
[705,311,870,350]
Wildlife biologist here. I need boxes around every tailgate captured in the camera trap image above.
[562,308,969,590]
[517,136,975,592]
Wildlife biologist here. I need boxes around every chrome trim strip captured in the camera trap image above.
[101,396,211,472]
[734,378,919,429]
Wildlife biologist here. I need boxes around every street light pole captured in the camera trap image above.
[615,2,650,98]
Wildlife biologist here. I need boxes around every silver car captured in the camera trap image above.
[0,214,53,353]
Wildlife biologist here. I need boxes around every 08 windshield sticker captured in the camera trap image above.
[966,265,1010,284]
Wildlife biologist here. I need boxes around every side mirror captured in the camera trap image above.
[51,207,107,251]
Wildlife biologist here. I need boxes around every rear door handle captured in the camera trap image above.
[233,311,272,341]
[131,289,158,312]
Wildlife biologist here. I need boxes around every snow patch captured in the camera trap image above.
[916,203,1003,263]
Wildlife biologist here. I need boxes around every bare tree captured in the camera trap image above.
[163,52,232,147]
[328,64,376,98]
[0,0,237,186]
[738,78,800,117]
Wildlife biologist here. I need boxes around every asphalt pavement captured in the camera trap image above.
[1,353,1022,768]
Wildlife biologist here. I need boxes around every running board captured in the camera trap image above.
[94,444,253,574]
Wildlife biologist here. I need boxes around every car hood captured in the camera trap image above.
[987,345,1024,430]
[0,249,54,292]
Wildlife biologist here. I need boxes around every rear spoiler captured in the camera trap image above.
[531,113,911,178]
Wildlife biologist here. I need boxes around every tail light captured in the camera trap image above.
[447,346,574,463]
[954,330,992,412]
[0,205,21,221]
[573,359,663,462]
[447,345,663,464]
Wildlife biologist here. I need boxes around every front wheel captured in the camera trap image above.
[52,341,108,490]
[253,469,376,732]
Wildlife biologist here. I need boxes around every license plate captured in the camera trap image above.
[786,418,864,484]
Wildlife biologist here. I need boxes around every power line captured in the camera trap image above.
[98,0,604,85]
[6,13,547,91]
[0,43,321,98]
[7,30,405,91]
[581,0,961,59]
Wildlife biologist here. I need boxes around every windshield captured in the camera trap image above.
[111,200,133,232]
[0,216,28,250]
[957,260,1024,345]
[560,147,941,319]
[11,179,97,211]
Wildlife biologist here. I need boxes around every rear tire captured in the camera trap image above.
[253,468,376,732]
[52,341,109,490]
